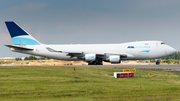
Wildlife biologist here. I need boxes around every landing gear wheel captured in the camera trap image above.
[88,61,103,65]
[156,60,160,65]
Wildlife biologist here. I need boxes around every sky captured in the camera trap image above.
[0,0,180,57]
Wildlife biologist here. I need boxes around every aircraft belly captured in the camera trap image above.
[21,50,74,60]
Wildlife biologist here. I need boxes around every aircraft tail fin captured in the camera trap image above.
[5,21,41,45]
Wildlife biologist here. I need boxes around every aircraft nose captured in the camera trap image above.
[166,46,177,55]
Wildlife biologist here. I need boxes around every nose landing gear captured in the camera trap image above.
[156,60,160,65]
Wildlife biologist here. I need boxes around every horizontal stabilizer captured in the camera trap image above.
[5,45,34,50]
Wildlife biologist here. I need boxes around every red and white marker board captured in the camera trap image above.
[128,73,134,78]
[114,72,134,78]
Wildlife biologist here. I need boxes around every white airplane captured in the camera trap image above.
[5,21,176,65]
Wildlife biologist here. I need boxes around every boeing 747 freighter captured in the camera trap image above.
[5,21,176,65]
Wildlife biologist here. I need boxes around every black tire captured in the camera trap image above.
[88,61,103,65]
[156,60,160,65]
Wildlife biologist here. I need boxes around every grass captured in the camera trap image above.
[0,66,180,101]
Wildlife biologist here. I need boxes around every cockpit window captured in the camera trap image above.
[161,42,165,44]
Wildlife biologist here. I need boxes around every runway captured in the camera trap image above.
[62,65,180,70]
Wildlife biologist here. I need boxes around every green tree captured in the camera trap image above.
[150,59,155,63]
[29,55,37,60]
[167,59,173,64]
[24,57,29,60]
[38,57,46,60]
[162,51,180,60]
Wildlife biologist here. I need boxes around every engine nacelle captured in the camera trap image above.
[85,54,96,61]
[109,55,121,63]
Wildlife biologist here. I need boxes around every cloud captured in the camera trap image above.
[25,2,48,11]
[0,33,12,45]
[4,2,48,13]
[21,24,31,33]
[0,0,180,57]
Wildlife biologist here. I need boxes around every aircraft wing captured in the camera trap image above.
[46,47,127,59]
[46,47,82,54]
[5,45,34,50]
[46,47,84,58]
[46,47,62,52]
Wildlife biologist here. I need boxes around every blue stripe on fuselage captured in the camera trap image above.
[139,50,150,53]
[12,37,40,45]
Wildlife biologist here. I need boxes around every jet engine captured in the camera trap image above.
[85,54,96,61]
[109,55,121,63]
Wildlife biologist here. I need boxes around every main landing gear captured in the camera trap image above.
[88,61,103,65]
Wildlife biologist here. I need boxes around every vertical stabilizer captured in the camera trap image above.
[5,21,41,45]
